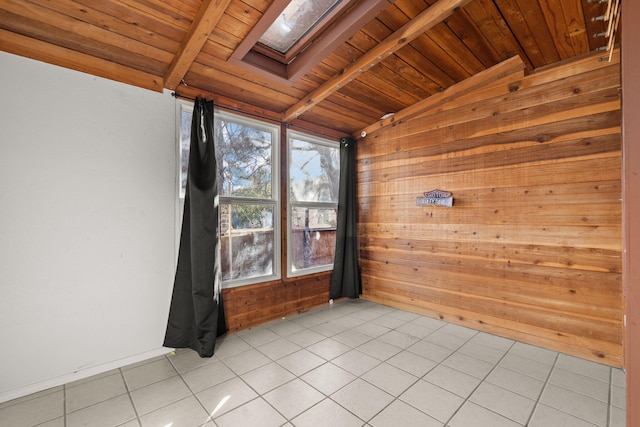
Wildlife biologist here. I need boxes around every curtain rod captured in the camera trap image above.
[171,92,341,140]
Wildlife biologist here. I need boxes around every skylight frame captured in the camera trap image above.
[229,0,391,86]
[257,0,344,62]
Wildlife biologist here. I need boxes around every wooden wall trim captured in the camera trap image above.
[357,55,526,138]
[358,49,623,366]
[622,0,640,424]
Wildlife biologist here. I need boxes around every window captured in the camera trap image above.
[178,104,280,288]
[178,103,340,284]
[288,131,339,276]
[229,0,389,84]
[216,112,280,286]
[258,0,341,55]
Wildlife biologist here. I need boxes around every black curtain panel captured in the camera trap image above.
[164,97,227,357]
[330,136,361,300]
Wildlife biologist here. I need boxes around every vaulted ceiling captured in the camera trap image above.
[0,0,621,135]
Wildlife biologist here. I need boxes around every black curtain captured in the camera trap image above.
[330,136,361,299]
[164,97,227,357]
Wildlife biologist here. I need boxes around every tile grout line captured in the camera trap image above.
[271,313,352,423]
[304,305,409,424]
[215,332,316,425]
[168,351,227,425]
[328,305,419,425]
[523,350,560,427]
[63,383,67,427]
[119,367,142,426]
[337,309,440,424]
[61,371,134,425]
[285,306,370,424]
[442,335,518,427]
[362,320,484,425]
[399,326,481,426]
[607,366,612,427]
[168,309,403,426]
[360,339,447,425]
[275,305,386,425]
[539,355,616,426]
[239,303,411,425]
[333,313,512,426]
[7,300,621,427]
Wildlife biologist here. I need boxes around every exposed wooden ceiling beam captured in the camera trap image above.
[164,0,232,90]
[282,0,474,122]
[357,55,526,138]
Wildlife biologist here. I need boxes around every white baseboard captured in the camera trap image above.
[0,347,174,404]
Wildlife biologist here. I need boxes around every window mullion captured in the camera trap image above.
[290,201,336,209]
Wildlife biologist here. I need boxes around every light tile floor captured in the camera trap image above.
[0,299,627,427]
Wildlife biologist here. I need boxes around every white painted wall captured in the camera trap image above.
[0,52,178,402]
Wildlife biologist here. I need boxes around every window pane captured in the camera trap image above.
[216,118,273,199]
[181,111,274,200]
[290,138,339,203]
[259,0,341,54]
[180,107,192,198]
[291,206,337,271]
[179,108,279,286]
[220,203,275,281]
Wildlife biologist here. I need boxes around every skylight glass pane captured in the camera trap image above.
[259,0,341,54]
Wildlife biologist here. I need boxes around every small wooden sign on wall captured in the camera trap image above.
[416,189,453,207]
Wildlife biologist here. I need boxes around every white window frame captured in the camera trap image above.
[217,111,281,288]
[287,130,339,278]
[175,102,281,288]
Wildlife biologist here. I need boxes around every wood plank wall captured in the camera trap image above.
[358,49,623,366]
[222,273,330,332]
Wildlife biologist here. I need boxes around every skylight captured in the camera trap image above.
[230,0,388,84]
[258,0,341,54]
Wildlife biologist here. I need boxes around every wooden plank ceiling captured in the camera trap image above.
[0,0,620,135]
